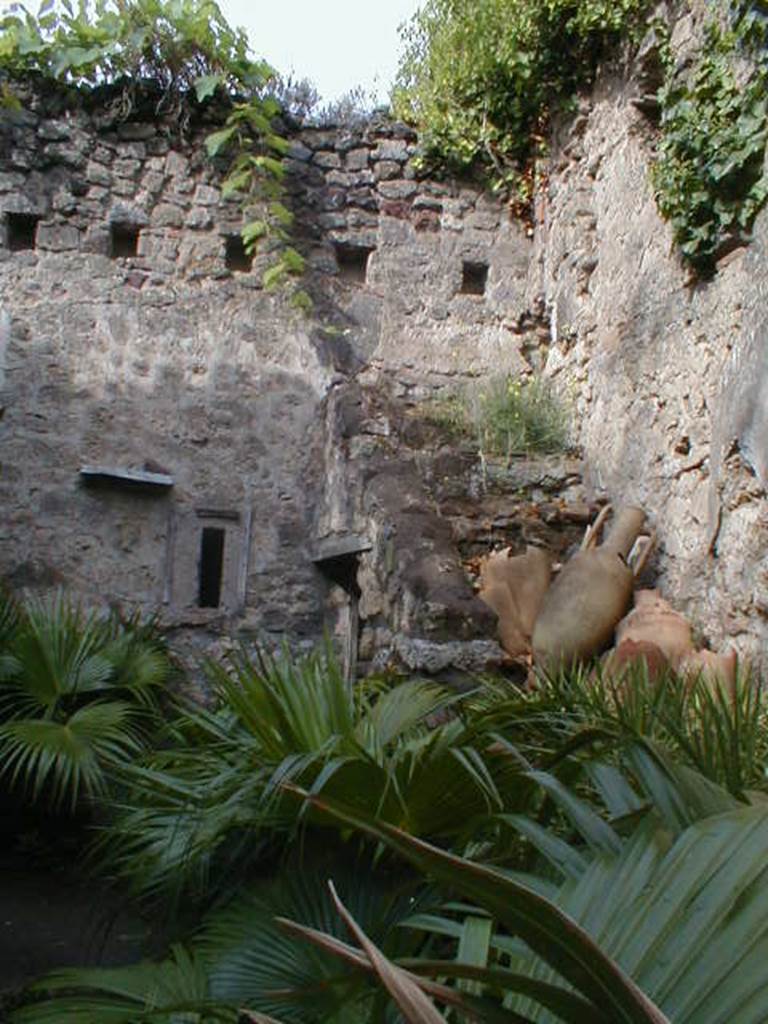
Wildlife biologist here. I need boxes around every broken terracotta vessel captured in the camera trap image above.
[479,545,552,658]
[611,589,738,693]
[601,637,670,685]
[615,588,693,665]
[679,647,738,695]
[532,506,648,669]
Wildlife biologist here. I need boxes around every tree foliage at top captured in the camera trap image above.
[0,0,272,103]
[393,0,647,194]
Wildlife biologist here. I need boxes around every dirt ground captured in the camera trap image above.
[0,799,150,1019]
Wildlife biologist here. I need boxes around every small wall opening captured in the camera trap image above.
[110,222,140,258]
[460,260,488,296]
[334,243,373,284]
[225,234,252,273]
[198,527,226,608]
[6,213,40,251]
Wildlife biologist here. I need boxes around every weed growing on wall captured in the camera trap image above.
[0,0,309,302]
[424,375,569,457]
[651,5,768,277]
[468,375,570,457]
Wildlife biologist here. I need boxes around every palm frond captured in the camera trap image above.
[94,751,268,907]
[198,846,422,1023]
[295,778,768,1021]
[0,701,141,810]
[389,754,768,1023]
[101,629,169,709]
[95,646,524,905]
[206,642,356,759]
[12,945,236,1023]
[354,678,459,753]
[287,785,670,1024]
[6,591,115,706]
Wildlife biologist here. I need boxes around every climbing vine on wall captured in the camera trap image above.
[0,0,308,301]
[651,3,768,277]
[393,0,649,200]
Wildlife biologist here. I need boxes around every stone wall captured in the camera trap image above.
[7,9,764,676]
[529,1,768,666]
[0,85,539,668]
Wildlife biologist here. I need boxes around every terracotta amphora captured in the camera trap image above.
[479,545,552,658]
[601,637,670,685]
[532,506,646,669]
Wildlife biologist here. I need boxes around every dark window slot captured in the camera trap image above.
[198,527,225,608]
[461,260,488,295]
[110,223,140,258]
[334,243,372,284]
[7,213,40,251]
[225,234,252,272]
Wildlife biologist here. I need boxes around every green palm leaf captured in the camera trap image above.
[200,848,419,1023]
[95,647,525,904]
[12,945,236,1023]
[100,626,169,710]
[286,785,669,1024]
[354,678,460,753]
[0,700,140,809]
[0,592,171,812]
[4,592,114,707]
[381,751,768,1023]
[503,805,768,1024]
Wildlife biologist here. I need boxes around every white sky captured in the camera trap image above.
[0,0,424,104]
[219,0,423,102]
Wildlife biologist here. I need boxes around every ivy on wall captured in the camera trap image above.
[650,3,768,277]
[0,0,308,302]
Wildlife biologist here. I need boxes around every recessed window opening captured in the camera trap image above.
[198,527,226,608]
[110,222,140,258]
[7,212,40,251]
[461,260,489,296]
[225,234,252,272]
[334,243,373,284]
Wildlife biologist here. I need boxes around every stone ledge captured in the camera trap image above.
[79,465,174,491]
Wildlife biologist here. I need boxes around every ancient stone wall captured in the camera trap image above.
[529,1,768,666]
[0,87,537,667]
[8,11,762,677]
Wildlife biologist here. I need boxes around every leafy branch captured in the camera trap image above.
[393,0,649,201]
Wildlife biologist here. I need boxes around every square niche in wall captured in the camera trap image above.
[110,222,140,258]
[225,233,253,273]
[334,242,373,284]
[6,212,40,251]
[460,260,489,296]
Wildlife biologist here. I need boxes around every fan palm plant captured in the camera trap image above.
[20,743,768,1024]
[0,591,170,812]
[95,643,530,908]
[13,841,431,1024]
[10,944,237,1024]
